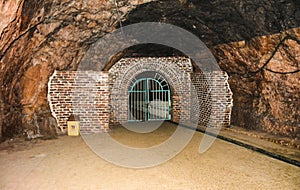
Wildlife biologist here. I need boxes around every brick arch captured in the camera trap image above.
[109,57,193,124]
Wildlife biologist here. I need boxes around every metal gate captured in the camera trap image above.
[128,77,171,121]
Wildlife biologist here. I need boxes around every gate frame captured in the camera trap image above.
[128,77,171,122]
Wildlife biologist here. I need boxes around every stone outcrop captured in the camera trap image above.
[212,28,299,138]
[0,0,299,140]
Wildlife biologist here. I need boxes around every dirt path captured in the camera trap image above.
[0,122,299,190]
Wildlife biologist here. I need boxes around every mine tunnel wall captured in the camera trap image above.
[0,0,299,140]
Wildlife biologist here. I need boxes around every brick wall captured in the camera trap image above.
[191,71,233,128]
[48,71,110,134]
[47,57,233,134]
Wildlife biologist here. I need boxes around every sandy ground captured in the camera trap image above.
[0,122,299,190]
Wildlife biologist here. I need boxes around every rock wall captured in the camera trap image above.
[212,28,300,138]
[0,0,155,140]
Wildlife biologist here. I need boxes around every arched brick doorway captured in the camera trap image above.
[108,57,193,125]
[128,72,171,121]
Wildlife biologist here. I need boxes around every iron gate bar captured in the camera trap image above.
[128,77,171,122]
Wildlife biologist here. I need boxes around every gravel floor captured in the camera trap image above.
[0,122,299,190]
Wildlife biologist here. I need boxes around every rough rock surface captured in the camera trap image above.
[0,0,154,140]
[0,0,299,140]
[212,28,300,138]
